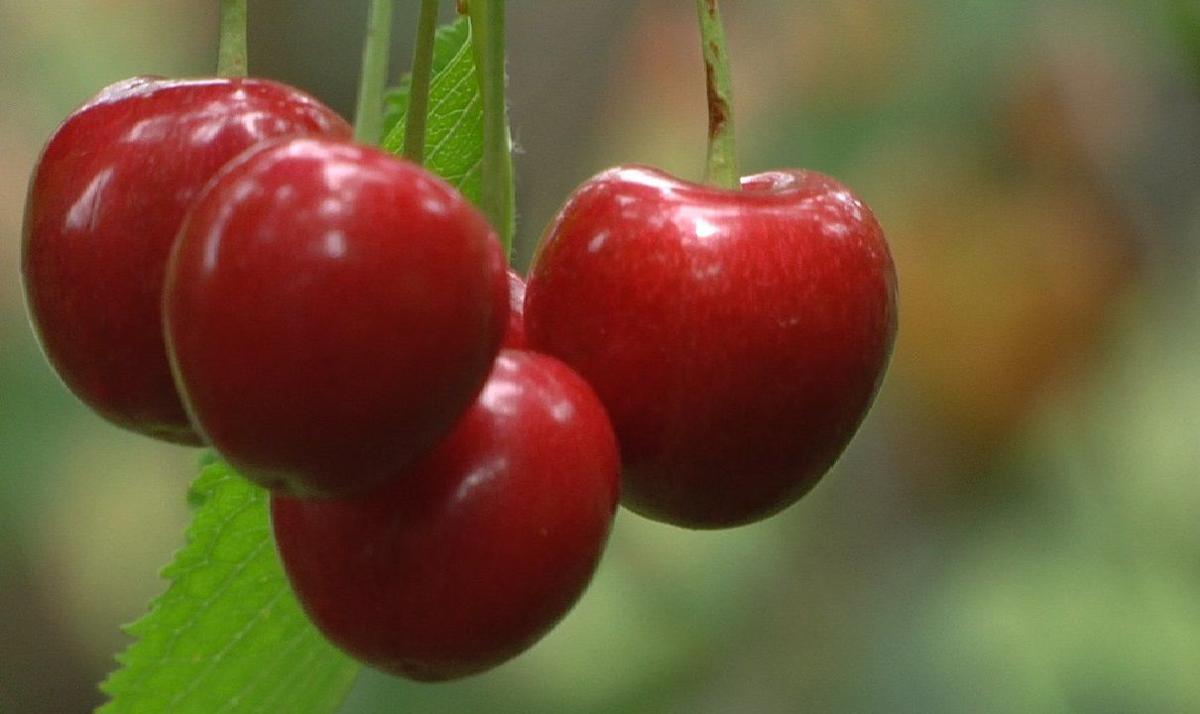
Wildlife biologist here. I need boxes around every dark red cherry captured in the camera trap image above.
[271,349,620,681]
[164,136,508,497]
[526,165,897,528]
[21,76,351,444]
[504,269,527,349]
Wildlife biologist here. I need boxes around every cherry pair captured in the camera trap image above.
[23,76,506,494]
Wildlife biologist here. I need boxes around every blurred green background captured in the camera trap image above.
[2,0,1199,711]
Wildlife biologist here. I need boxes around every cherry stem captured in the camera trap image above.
[402,0,441,163]
[466,0,515,257]
[354,0,394,145]
[217,0,248,77]
[696,0,739,189]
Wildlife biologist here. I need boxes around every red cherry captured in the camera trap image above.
[526,165,897,528]
[504,269,527,349]
[271,349,620,681]
[164,136,508,497]
[21,77,351,444]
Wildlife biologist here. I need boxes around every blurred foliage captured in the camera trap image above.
[1,0,1198,712]
[1172,0,1200,90]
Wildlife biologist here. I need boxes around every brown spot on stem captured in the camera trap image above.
[457,0,469,15]
[706,0,718,16]
[705,61,728,139]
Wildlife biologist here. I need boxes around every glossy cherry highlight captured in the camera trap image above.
[271,349,620,681]
[526,165,897,528]
[165,136,508,497]
[21,76,351,444]
[503,269,528,349]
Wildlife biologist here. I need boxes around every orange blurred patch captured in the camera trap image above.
[888,158,1136,451]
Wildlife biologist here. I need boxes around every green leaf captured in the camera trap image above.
[381,80,413,141]
[382,17,471,140]
[99,461,359,714]
[382,17,484,204]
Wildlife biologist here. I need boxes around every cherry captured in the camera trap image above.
[525,165,897,528]
[22,76,351,444]
[503,270,527,349]
[164,136,508,497]
[271,349,620,681]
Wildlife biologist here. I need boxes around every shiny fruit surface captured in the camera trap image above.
[165,137,507,496]
[504,270,527,349]
[271,350,620,680]
[526,165,897,528]
[22,76,350,443]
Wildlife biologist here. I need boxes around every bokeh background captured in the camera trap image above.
[2,0,1199,711]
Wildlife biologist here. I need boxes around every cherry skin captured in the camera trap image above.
[22,76,351,444]
[525,165,897,529]
[164,136,508,497]
[504,270,528,349]
[271,349,620,681]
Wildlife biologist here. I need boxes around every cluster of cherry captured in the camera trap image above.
[22,73,895,681]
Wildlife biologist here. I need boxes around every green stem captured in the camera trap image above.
[217,0,248,77]
[402,0,441,163]
[354,0,394,145]
[467,0,515,257]
[696,0,739,189]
